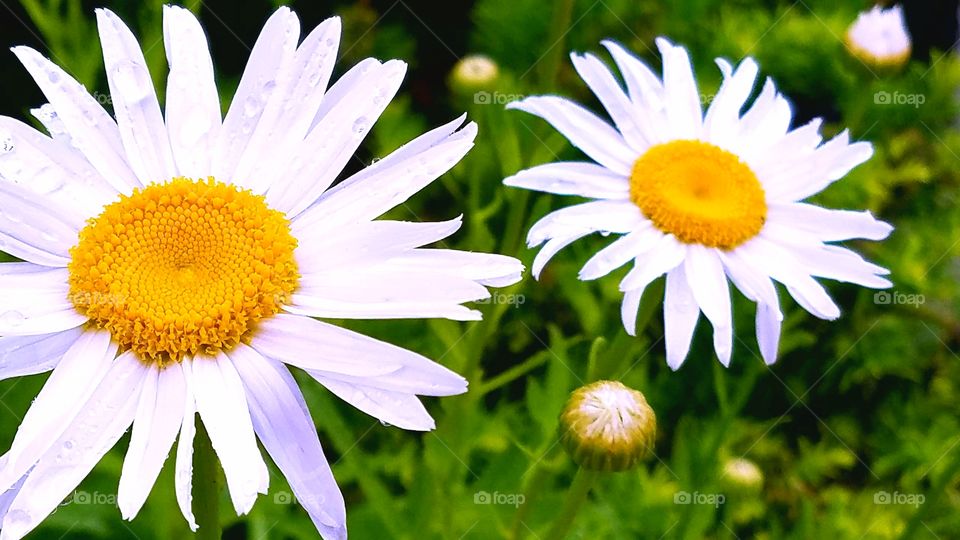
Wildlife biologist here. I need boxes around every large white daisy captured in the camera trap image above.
[504,38,892,369]
[0,6,522,539]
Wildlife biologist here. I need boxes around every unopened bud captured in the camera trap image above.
[449,54,500,95]
[559,380,656,472]
[845,5,911,71]
[721,458,764,494]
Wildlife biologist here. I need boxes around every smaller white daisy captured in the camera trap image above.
[846,5,912,68]
[504,38,893,369]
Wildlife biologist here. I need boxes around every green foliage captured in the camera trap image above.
[1,0,959,539]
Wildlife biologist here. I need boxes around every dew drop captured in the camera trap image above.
[243,96,260,117]
[113,61,151,103]
[6,509,30,526]
[352,117,369,137]
[47,70,60,84]
[379,420,392,427]
[0,311,25,327]
[0,131,15,154]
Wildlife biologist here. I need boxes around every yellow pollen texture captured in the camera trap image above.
[629,140,767,249]
[68,177,299,364]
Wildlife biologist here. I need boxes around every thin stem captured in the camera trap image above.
[545,468,600,540]
[538,0,576,88]
[194,419,222,540]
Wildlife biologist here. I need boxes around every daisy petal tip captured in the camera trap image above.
[666,355,685,371]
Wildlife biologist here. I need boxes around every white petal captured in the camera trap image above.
[704,58,758,147]
[663,266,700,370]
[531,233,586,280]
[719,251,783,365]
[570,52,652,152]
[618,234,686,291]
[212,7,300,188]
[0,116,115,216]
[735,78,792,154]
[268,57,406,219]
[756,302,782,365]
[0,330,115,494]
[600,40,665,109]
[384,249,523,288]
[579,223,661,280]
[0,328,83,382]
[0,181,85,267]
[0,467,28,526]
[191,352,269,515]
[293,118,477,231]
[621,288,644,337]
[163,5,221,178]
[313,375,436,431]
[295,217,462,272]
[737,237,840,320]
[0,265,86,336]
[10,47,140,194]
[655,38,702,139]
[503,162,629,199]
[683,246,733,366]
[0,352,148,540]
[768,202,893,241]
[174,360,198,532]
[252,313,468,396]
[240,18,349,199]
[96,9,176,184]
[506,96,636,174]
[758,132,873,203]
[308,58,381,131]
[118,362,187,520]
[232,347,346,538]
[527,200,643,247]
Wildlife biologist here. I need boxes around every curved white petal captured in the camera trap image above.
[503,162,629,200]
[0,117,115,216]
[0,351,147,540]
[267,58,405,218]
[191,352,269,515]
[241,18,349,199]
[212,7,300,188]
[232,346,346,539]
[0,329,115,494]
[174,360,198,532]
[527,200,643,247]
[506,96,636,174]
[655,37,702,139]
[683,246,733,366]
[618,234,686,292]
[768,202,893,242]
[719,250,783,365]
[11,46,139,194]
[0,180,86,267]
[570,52,651,152]
[118,362,187,520]
[0,266,86,336]
[0,327,83,382]
[314,376,436,431]
[579,223,662,280]
[599,40,665,109]
[738,237,840,320]
[384,249,523,288]
[663,265,700,370]
[251,313,467,395]
[704,58,758,148]
[96,8,176,184]
[294,118,477,231]
[758,131,873,203]
[163,5,221,178]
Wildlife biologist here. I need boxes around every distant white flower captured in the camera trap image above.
[0,6,521,540]
[504,39,892,369]
[846,5,912,68]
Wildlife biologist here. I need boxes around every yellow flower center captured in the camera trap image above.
[629,140,766,249]
[68,177,299,364]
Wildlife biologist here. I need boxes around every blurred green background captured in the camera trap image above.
[2,0,960,538]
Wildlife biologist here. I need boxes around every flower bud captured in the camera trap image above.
[449,54,500,95]
[559,380,656,472]
[845,5,911,71]
[721,457,764,494]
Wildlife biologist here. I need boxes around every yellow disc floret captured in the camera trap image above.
[68,177,299,364]
[629,140,767,250]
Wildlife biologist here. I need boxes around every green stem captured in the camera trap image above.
[194,419,222,540]
[545,468,600,540]
[538,0,576,88]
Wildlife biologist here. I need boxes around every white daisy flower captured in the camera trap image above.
[846,4,912,68]
[504,39,892,370]
[0,6,522,539]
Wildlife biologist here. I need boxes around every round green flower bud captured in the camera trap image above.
[559,380,656,472]
[449,54,500,95]
[721,458,764,494]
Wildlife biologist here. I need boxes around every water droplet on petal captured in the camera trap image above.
[0,311,25,327]
[6,509,31,526]
[0,131,15,154]
[113,61,151,103]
